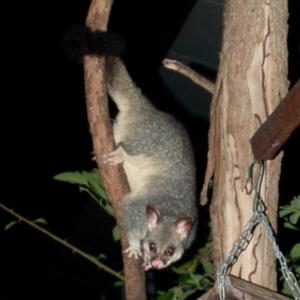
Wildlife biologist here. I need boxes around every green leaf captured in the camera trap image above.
[113,281,124,287]
[186,258,200,273]
[4,221,18,231]
[198,247,210,255]
[172,259,196,275]
[291,198,300,209]
[54,170,116,219]
[157,291,175,300]
[88,178,107,200]
[100,200,115,217]
[205,273,215,281]
[79,187,114,216]
[83,171,108,200]
[281,286,293,297]
[34,218,48,225]
[172,287,183,297]
[79,186,100,202]
[53,171,89,185]
[112,225,121,242]
[289,212,300,225]
[290,243,300,259]
[284,222,299,230]
[54,170,108,202]
[89,169,104,182]
[190,273,204,283]
[178,288,198,300]
[279,208,295,218]
[199,257,215,275]
[179,273,203,285]
[97,253,107,260]
[178,274,193,284]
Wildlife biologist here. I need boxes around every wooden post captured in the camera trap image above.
[200,0,289,290]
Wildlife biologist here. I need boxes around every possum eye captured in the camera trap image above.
[165,247,176,257]
[149,241,157,253]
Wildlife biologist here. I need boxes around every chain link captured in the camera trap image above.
[217,161,300,300]
[217,213,260,300]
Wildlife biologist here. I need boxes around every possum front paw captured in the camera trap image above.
[103,146,124,165]
[124,246,142,260]
[123,237,142,259]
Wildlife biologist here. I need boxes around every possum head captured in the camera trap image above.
[142,205,194,270]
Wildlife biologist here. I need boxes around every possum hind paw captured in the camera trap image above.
[142,260,152,271]
[103,147,124,165]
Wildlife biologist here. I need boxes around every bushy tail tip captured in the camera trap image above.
[62,25,125,63]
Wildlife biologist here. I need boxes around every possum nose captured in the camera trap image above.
[152,257,163,268]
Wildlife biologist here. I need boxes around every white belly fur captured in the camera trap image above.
[122,154,159,195]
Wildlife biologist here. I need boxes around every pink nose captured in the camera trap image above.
[152,257,163,268]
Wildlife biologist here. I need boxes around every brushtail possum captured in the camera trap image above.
[64,27,197,269]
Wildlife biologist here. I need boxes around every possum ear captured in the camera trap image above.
[174,217,194,239]
[146,205,160,229]
[62,25,125,63]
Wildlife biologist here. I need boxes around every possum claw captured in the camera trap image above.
[124,247,142,260]
[103,147,124,165]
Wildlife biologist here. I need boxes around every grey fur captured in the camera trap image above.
[105,57,197,269]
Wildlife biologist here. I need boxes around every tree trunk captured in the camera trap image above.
[200,0,288,290]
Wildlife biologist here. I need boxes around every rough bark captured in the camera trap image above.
[84,0,146,299]
[200,0,288,290]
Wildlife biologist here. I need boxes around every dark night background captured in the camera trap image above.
[1,0,299,299]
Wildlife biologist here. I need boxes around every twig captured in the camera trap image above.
[163,58,215,93]
[0,202,125,281]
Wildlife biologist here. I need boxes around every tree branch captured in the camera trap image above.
[163,58,215,93]
[83,0,146,299]
[0,202,125,281]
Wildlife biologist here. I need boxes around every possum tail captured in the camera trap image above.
[62,26,151,111]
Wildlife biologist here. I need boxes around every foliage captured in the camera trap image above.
[53,170,120,241]
[5,218,48,231]
[279,195,300,297]
[53,170,299,299]
[53,170,110,212]
[279,195,300,230]
[157,237,214,300]
[54,169,213,299]
[4,221,18,231]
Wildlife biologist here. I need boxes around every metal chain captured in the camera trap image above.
[217,213,260,299]
[217,161,300,300]
[259,212,300,299]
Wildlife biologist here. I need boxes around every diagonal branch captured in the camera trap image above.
[0,202,125,281]
[83,0,146,299]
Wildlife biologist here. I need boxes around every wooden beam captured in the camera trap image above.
[250,79,300,161]
[228,275,292,299]
[197,275,291,300]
